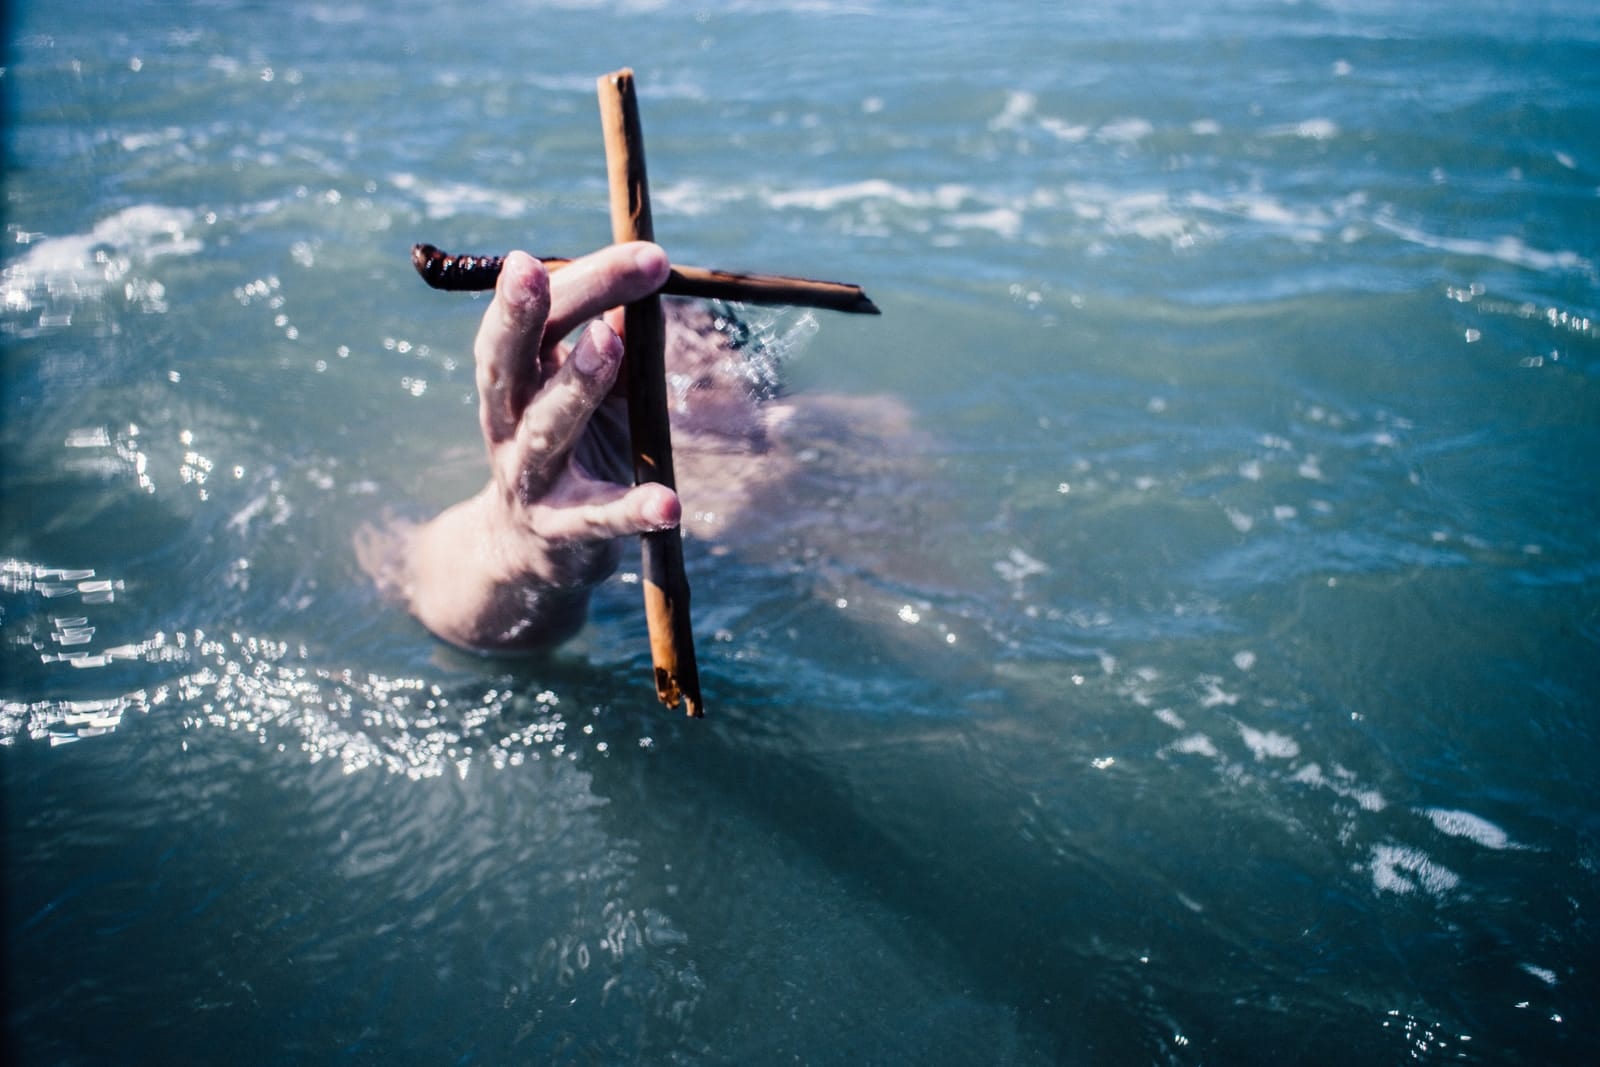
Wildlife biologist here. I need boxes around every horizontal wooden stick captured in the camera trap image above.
[411,242,880,315]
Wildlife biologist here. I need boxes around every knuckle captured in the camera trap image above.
[522,428,554,457]
[580,503,617,538]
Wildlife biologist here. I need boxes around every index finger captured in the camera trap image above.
[473,251,551,445]
[545,242,671,342]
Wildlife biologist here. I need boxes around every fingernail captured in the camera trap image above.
[503,257,544,310]
[648,489,682,530]
[633,243,669,280]
[574,322,613,374]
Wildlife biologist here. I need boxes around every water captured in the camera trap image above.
[3,1,1598,1062]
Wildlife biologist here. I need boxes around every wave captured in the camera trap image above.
[1,205,201,323]
[389,172,531,221]
[1375,215,1594,276]
[4,204,200,282]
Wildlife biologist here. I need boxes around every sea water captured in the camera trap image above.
[3,1,1597,1062]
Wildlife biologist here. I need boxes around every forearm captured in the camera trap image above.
[406,487,593,651]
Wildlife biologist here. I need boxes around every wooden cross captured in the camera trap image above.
[413,69,879,718]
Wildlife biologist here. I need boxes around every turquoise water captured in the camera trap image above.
[4,1,1598,1062]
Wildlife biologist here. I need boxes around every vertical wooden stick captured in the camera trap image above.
[597,68,705,718]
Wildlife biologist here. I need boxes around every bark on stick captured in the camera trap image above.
[597,68,705,718]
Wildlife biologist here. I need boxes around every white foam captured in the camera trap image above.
[1519,962,1558,986]
[988,90,1037,132]
[1097,117,1154,144]
[993,547,1049,583]
[118,127,185,152]
[1371,844,1459,896]
[766,179,970,212]
[1063,184,1203,245]
[651,178,745,218]
[1266,118,1340,141]
[1169,734,1218,758]
[1187,191,1332,243]
[1199,677,1240,707]
[947,208,1023,240]
[979,90,1094,141]
[1040,117,1091,143]
[1240,725,1300,761]
[5,204,200,286]
[1423,808,1515,850]
[1292,762,1388,811]
[984,89,1088,141]
[2,206,200,323]
[390,172,528,220]
[1374,216,1592,274]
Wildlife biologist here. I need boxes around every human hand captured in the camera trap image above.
[404,242,679,650]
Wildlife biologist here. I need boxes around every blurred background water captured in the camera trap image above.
[3,1,1598,1062]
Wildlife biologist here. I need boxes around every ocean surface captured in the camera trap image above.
[3,1,1598,1062]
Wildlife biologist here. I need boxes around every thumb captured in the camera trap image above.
[530,481,681,546]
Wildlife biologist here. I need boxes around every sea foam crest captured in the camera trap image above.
[1371,844,1460,897]
[7,204,200,282]
[1375,216,1594,276]
[390,172,530,220]
[1422,808,1516,850]
[3,205,200,319]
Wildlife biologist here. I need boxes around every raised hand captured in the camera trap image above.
[404,243,679,650]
